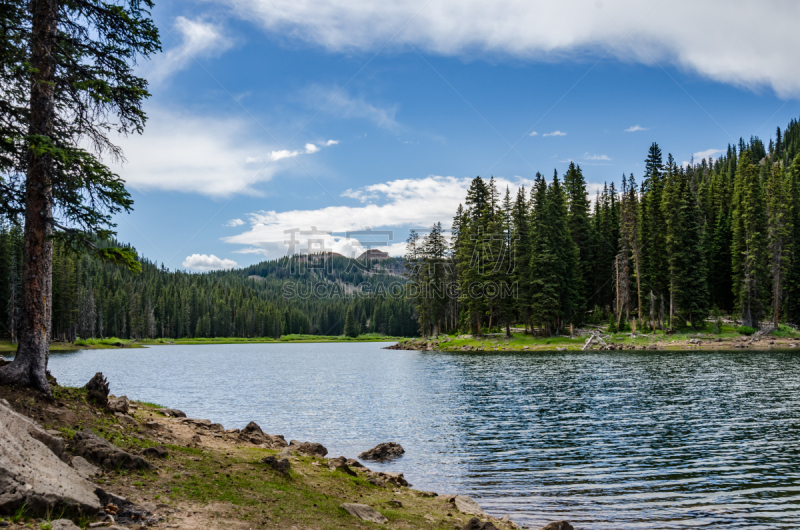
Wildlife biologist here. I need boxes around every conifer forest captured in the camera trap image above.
[405,116,800,337]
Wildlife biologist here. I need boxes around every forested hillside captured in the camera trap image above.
[0,234,416,342]
[407,116,800,337]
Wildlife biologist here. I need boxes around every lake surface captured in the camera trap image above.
[10,344,800,529]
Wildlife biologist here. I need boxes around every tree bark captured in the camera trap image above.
[0,0,57,396]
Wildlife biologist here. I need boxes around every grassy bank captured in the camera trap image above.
[0,334,404,354]
[395,323,800,352]
[138,333,404,346]
[0,383,516,530]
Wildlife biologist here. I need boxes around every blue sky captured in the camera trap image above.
[111,0,800,271]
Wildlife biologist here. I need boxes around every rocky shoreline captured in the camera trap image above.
[0,372,572,530]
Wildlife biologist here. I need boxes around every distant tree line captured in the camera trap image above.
[406,117,800,337]
[0,234,417,341]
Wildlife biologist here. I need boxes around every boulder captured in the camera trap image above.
[70,456,102,479]
[340,503,388,524]
[369,471,409,487]
[359,442,405,461]
[328,456,357,476]
[239,421,288,448]
[345,458,364,468]
[453,495,486,516]
[288,440,328,457]
[260,455,291,476]
[0,399,101,515]
[83,373,110,406]
[160,408,186,418]
[539,523,573,530]
[463,518,498,530]
[48,407,80,426]
[113,413,137,426]
[142,446,169,458]
[106,396,129,414]
[71,430,152,470]
[50,520,81,530]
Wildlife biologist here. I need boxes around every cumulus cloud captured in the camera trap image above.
[112,107,337,197]
[147,17,233,83]
[529,131,538,136]
[225,218,245,227]
[224,175,535,258]
[692,148,724,161]
[183,254,238,271]
[324,139,339,146]
[625,125,648,132]
[225,0,800,97]
[304,86,399,130]
[305,143,320,153]
[543,131,567,137]
[583,153,611,161]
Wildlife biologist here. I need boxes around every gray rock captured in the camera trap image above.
[388,500,402,507]
[70,456,101,479]
[0,400,101,515]
[539,523,574,530]
[454,495,486,516]
[359,442,405,461]
[47,407,80,426]
[462,518,498,530]
[50,520,80,530]
[238,421,286,449]
[289,440,328,457]
[106,395,129,414]
[328,457,357,476]
[160,408,186,418]
[369,471,409,487]
[71,430,152,470]
[260,455,291,476]
[113,413,137,426]
[142,446,168,458]
[340,503,388,524]
[345,458,364,468]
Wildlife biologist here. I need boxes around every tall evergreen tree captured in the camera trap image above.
[731,150,768,328]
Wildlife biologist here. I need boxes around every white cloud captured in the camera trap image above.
[112,107,336,197]
[182,254,238,271]
[305,143,320,153]
[543,131,567,137]
[583,153,611,161]
[304,86,399,130]
[223,175,535,259]
[625,125,648,132]
[692,148,724,161]
[225,218,245,227]
[147,17,233,84]
[226,0,800,97]
[529,131,538,136]
[324,139,339,146]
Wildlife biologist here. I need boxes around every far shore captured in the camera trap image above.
[0,333,405,353]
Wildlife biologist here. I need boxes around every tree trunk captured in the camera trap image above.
[0,0,58,397]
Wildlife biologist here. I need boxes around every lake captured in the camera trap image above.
[10,343,800,529]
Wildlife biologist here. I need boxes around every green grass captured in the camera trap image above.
[424,322,800,352]
[136,333,405,346]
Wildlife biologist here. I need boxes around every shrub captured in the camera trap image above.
[737,326,756,336]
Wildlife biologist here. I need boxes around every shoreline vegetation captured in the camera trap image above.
[0,379,527,530]
[388,323,800,352]
[4,325,799,354]
[0,334,407,353]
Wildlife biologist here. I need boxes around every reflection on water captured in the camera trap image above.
[28,344,800,529]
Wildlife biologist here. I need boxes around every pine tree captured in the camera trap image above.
[529,173,560,334]
[564,162,594,319]
[639,143,668,304]
[343,306,359,337]
[731,150,768,327]
[767,160,793,325]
